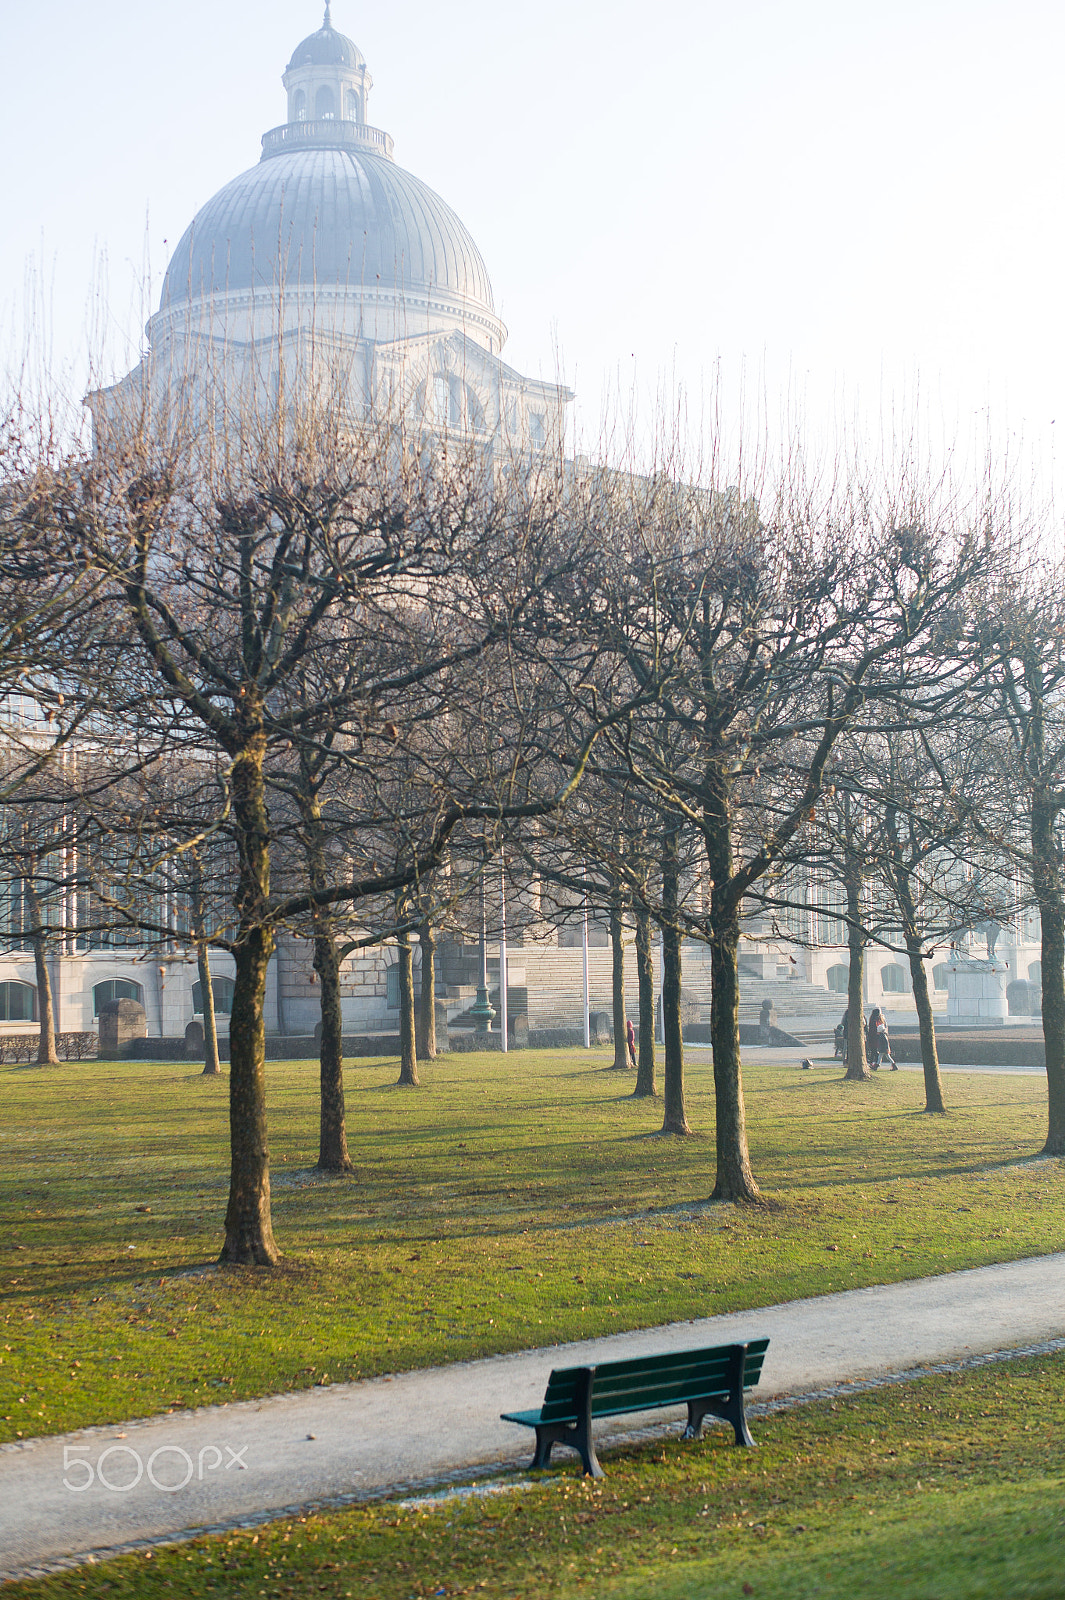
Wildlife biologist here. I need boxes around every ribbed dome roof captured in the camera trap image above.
[159,147,496,312]
[287,21,364,70]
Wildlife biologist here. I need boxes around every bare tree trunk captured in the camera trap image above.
[189,853,221,1076]
[884,804,944,1112]
[704,778,759,1201]
[25,878,58,1066]
[708,910,759,1201]
[197,943,221,1077]
[223,925,278,1263]
[314,930,353,1172]
[844,864,870,1082]
[659,830,690,1134]
[396,929,420,1087]
[633,905,657,1097]
[905,934,944,1111]
[295,768,353,1173]
[415,919,437,1059]
[609,894,628,1070]
[1033,792,1065,1156]
[220,736,279,1267]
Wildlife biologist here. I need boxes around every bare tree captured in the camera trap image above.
[969,566,1065,1156]
[33,394,643,1261]
[564,472,991,1201]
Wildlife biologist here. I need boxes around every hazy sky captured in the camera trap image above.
[4,0,1064,483]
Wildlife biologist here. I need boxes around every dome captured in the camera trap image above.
[287,22,364,71]
[159,146,497,315]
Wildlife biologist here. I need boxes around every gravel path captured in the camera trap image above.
[2,1250,1063,1582]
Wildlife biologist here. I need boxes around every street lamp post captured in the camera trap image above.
[582,865,591,1049]
[469,864,495,1034]
[499,857,508,1054]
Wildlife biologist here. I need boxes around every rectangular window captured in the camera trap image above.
[386,966,400,1010]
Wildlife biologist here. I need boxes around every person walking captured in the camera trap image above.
[625,1017,638,1070]
[866,1006,896,1070]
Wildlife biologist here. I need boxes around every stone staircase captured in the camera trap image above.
[437,937,842,1039]
[736,977,844,1027]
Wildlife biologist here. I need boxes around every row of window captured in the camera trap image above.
[825,960,1043,997]
[0,975,236,1023]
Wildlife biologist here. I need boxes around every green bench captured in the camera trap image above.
[501,1337,770,1479]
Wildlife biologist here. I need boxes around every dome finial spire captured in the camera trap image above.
[324,2,332,25]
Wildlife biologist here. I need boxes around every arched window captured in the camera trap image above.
[881,963,909,993]
[433,373,451,425]
[192,977,235,1015]
[932,963,949,992]
[315,85,336,119]
[292,89,307,121]
[826,964,849,993]
[346,89,360,122]
[93,978,144,1018]
[1029,961,1042,986]
[0,982,37,1022]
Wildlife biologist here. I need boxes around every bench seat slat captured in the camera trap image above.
[500,1408,551,1427]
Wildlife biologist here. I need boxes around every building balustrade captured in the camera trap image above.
[261,120,394,159]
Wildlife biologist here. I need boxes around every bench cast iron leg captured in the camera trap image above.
[722,1343,756,1446]
[571,1367,603,1478]
[530,1369,603,1478]
[683,1344,756,1448]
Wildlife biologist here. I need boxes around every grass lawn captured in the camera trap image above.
[0,1049,1061,1442]
[6,1349,1064,1599]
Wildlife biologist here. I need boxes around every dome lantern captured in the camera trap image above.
[268,6,393,159]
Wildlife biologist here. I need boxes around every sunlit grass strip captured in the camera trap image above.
[0,1051,1060,1440]
[6,1351,1064,1599]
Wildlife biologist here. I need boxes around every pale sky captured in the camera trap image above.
[3,1,1064,493]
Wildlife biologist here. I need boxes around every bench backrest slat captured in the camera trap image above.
[538,1338,769,1423]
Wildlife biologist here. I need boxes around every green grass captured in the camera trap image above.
[7,1350,1064,1599]
[0,1050,1061,1441]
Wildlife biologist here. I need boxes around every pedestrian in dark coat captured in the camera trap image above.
[625,1018,638,1070]
[866,1006,896,1070]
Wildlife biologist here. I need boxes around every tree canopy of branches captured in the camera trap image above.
[550,470,992,1201]
[33,403,623,1262]
[972,562,1065,1156]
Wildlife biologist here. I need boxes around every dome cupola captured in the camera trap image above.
[275,3,382,152]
